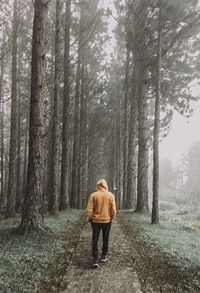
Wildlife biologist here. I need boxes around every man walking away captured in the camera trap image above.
[86,179,116,268]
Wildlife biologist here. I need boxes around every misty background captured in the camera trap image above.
[1,0,200,222]
[105,0,200,210]
[1,0,200,292]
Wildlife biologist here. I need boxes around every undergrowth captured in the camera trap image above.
[125,207,200,270]
[0,209,83,293]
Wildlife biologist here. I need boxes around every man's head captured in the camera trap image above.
[96,179,108,191]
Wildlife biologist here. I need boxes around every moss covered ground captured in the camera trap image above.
[125,210,200,269]
[0,210,83,293]
[1,205,199,293]
[118,207,200,292]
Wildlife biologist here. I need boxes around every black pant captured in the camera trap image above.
[91,221,111,259]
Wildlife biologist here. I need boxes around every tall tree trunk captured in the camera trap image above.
[79,61,87,209]
[15,50,22,213]
[107,126,117,195]
[60,0,71,210]
[18,0,49,233]
[71,1,85,209]
[152,1,162,224]
[49,0,62,214]
[4,132,10,199]
[135,1,149,213]
[117,115,121,208]
[122,45,130,208]
[126,67,138,209]
[71,46,81,209]
[15,90,21,213]
[119,94,124,208]
[22,121,28,200]
[0,57,4,205]
[84,68,89,205]
[0,100,4,206]
[45,34,55,209]
[87,142,92,195]
[5,0,18,218]
[136,68,149,213]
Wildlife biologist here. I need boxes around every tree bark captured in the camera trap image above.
[48,0,62,214]
[122,46,130,208]
[79,60,87,209]
[126,67,138,209]
[136,68,149,213]
[18,0,49,233]
[15,47,23,213]
[60,0,71,210]
[116,93,123,209]
[45,32,55,208]
[71,1,86,209]
[22,121,28,201]
[135,0,149,213]
[70,46,81,208]
[5,0,18,218]
[152,0,162,224]
[4,132,9,199]
[15,86,21,213]
[0,57,4,205]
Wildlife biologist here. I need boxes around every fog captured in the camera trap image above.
[104,0,200,167]
[160,100,200,163]
[1,1,200,291]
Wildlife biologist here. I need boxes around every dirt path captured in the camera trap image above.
[58,219,144,293]
[38,213,199,293]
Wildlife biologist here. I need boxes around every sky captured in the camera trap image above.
[102,0,117,57]
[160,81,200,163]
[160,101,200,163]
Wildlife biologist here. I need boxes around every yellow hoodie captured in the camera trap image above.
[86,189,116,223]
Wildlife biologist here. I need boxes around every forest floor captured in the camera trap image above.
[37,211,200,293]
[0,210,83,293]
[0,208,199,292]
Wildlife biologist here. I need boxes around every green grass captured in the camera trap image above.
[125,210,200,270]
[0,209,83,293]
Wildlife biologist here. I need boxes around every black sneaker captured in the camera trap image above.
[100,255,108,262]
[93,259,99,268]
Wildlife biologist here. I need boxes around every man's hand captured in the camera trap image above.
[86,216,92,223]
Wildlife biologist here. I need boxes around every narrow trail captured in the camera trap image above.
[58,218,144,293]
[38,213,198,293]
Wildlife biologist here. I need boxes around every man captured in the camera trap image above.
[86,179,116,268]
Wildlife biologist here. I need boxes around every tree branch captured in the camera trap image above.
[163,15,200,57]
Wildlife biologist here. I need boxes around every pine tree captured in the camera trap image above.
[5,0,18,218]
[48,0,62,214]
[18,0,50,233]
[60,0,71,210]
[152,0,162,224]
